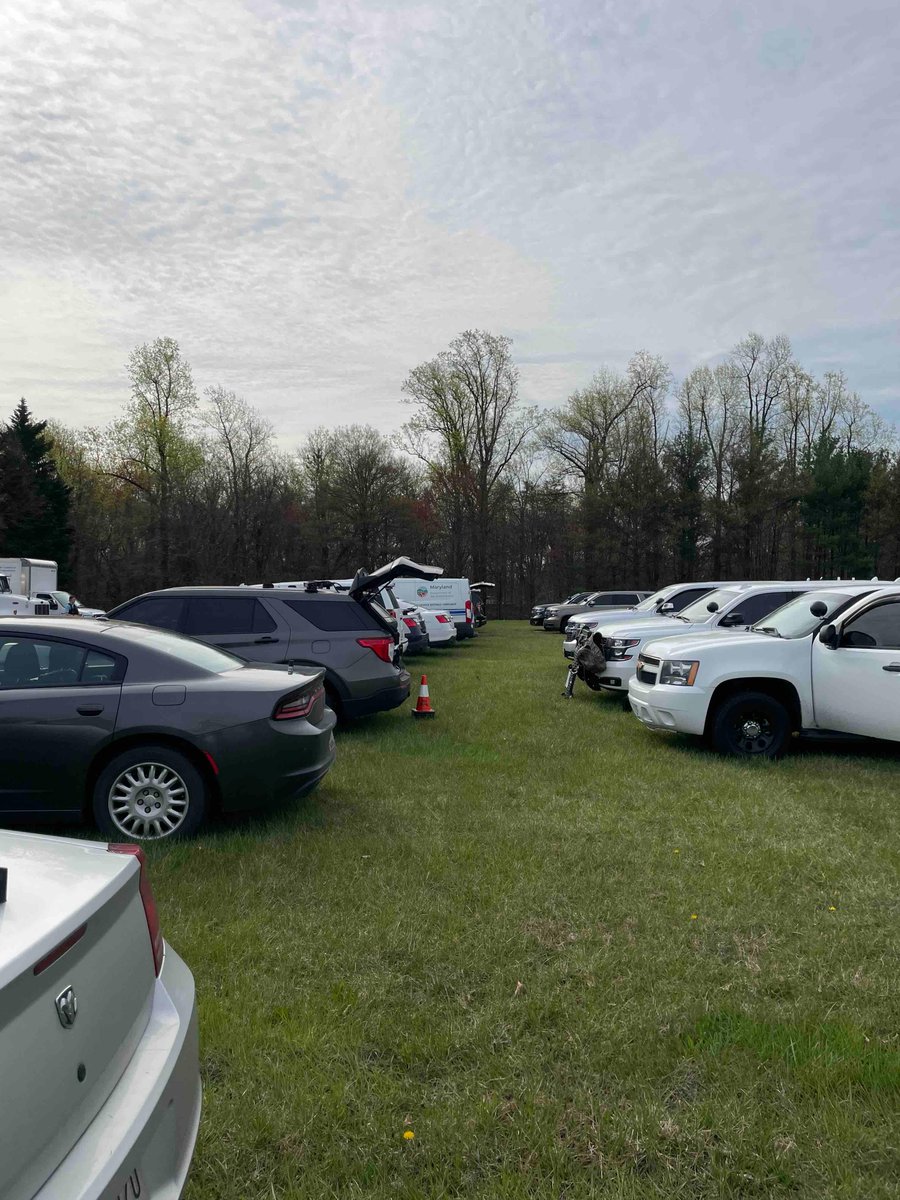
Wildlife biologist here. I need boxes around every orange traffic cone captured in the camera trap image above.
[412,674,436,719]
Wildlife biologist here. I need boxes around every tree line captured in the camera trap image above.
[2,330,899,614]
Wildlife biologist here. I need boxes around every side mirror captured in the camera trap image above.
[706,601,719,613]
[659,601,674,612]
[809,600,828,618]
[719,611,744,627]
[819,623,838,648]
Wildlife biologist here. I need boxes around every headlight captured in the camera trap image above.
[659,659,699,686]
[607,637,640,660]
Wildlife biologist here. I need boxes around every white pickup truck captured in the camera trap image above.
[628,583,900,756]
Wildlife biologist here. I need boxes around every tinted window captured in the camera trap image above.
[727,590,796,626]
[0,637,122,688]
[114,596,186,631]
[841,601,900,649]
[670,587,713,611]
[278,596,383,631]
[108,625,243,672]
[184,597,276,635]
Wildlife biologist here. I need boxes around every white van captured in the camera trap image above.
[391,577,475,639]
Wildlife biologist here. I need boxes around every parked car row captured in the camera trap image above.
[563,575,900,760]
[0,558,491,847]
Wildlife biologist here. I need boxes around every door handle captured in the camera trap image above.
[883,663,900,673]
[77,705,104,716]
[254,636,279,644]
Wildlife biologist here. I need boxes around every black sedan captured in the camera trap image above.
[0,618,336,841]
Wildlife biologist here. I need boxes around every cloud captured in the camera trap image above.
[0,0,898,439]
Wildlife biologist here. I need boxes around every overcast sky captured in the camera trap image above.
[1,0,898,442]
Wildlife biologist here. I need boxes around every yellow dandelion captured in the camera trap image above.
[403,1130,415,1141]
[828,905,837,912]
[690,914,698,920]
[674,848,681,854]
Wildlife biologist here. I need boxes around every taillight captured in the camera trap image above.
[465,599,473,623]
[403,617,418,629]
[357,635,394,663]
[273,684,324,721]
[107,844,164,976]
[436,614,450,624]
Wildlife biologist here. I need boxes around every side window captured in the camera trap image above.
[184,597,275,635]
[841,601,900,649]
[115,596,186,632]
[0,638,123,688]
[671,587,711,611]
[279,597,384,631]
[82,649,124,684]
[729,591,794,626]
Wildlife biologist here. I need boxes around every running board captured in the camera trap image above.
[796,729,869,743]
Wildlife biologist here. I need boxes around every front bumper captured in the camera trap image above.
[627,678,708,736]
[34,944,200,1200]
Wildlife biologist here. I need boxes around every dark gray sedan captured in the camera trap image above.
[0,618,336,841]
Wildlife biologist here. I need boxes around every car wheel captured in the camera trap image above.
[709,692,790,759]
[93,745,208,841]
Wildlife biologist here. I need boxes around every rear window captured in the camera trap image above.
[108,625,243,673]
[277,596,384,632]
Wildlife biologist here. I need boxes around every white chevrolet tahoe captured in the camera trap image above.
[590,582,828,696]
[628,583,900,756]
[562,581,728,658]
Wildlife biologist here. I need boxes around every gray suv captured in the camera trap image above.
[107,585,411,720]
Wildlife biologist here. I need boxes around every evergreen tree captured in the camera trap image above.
[1,399,73,569]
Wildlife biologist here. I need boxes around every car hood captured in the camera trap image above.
[348,555,443,600]
[639,628,769,659]
[597,614,713,641]
[567,607,643,627]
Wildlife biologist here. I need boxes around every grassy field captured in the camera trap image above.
[149,622,899,1199]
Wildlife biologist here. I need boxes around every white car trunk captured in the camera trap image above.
[0,833,156,1200]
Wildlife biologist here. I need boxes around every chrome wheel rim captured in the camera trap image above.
[108,762,189,839]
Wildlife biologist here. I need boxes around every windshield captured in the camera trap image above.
[752,590,874,639]
[566,592,591,603]
[108,624,244,673]
[636,587,671,612]
[51,590,71,606]
[679,587,742,623]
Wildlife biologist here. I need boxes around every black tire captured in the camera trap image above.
[93,744,208,841]
[709,691,791,759]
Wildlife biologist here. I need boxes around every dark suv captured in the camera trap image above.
[107,586,411,719]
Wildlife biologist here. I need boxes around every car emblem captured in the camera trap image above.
[55,985,78,1029]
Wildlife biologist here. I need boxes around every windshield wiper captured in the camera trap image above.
[675,613,692,622]
[756,626,782,637]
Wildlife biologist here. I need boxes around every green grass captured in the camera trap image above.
[147,623,900,1198]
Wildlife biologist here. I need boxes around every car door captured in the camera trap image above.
[182,596,289,662]
[0,634,123,815]
[812,597,900,739]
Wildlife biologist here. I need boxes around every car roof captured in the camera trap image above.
[132,586,353,601]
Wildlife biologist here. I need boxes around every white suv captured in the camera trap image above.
[562,581,728,658]
[590,582,834,696]
[628,583,900,756]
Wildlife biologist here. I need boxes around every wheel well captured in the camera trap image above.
[705,678,802,737]
[85,734,222,818]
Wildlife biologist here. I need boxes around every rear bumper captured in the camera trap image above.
[342,674,411,718]
[33,944,200,1200]
[210,708,338,811]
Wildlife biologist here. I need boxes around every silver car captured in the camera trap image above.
[0,830,199,1198]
